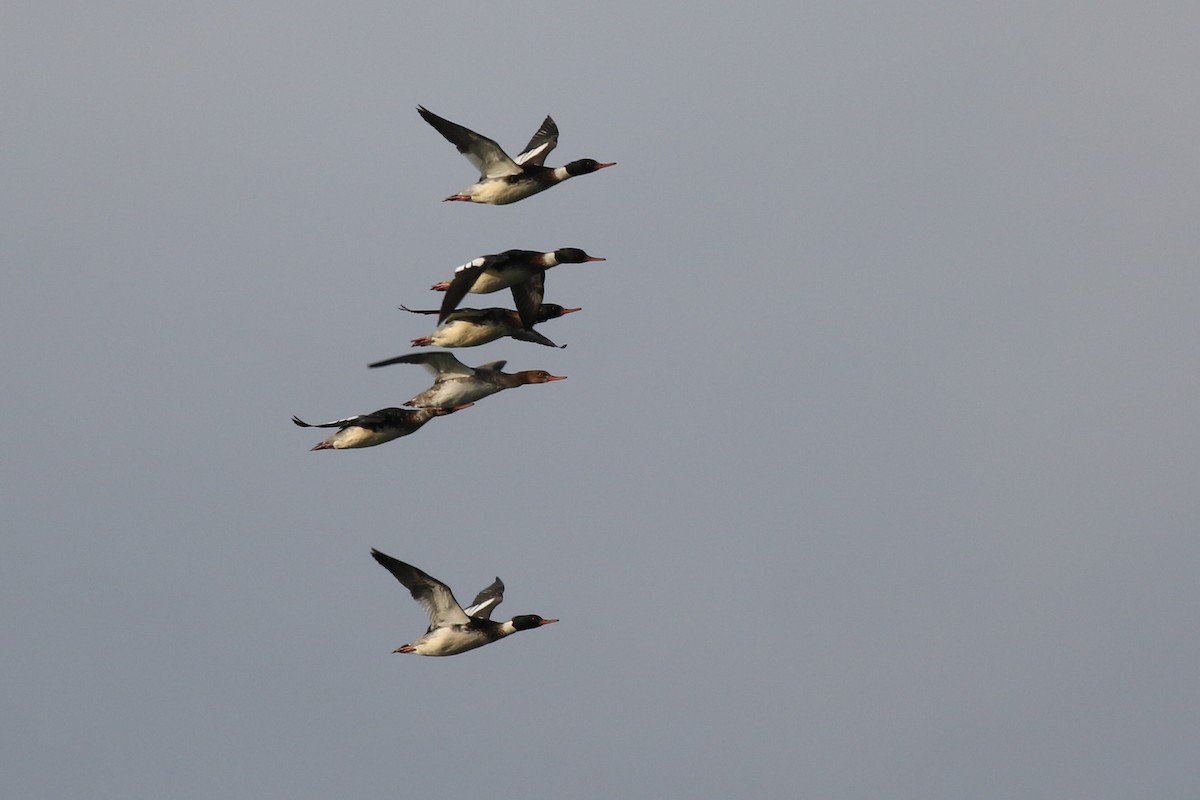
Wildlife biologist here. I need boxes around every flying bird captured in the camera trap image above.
[418,105,615,205]
[370,549,558,656]
[366,351,566,408]
[400,303,580,349]
[291,405,470,450]
[431,248,604,329]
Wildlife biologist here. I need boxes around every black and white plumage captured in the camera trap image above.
[431,248,604,329]
[461,576,505,619]
[417,106,615,205]
[401,303,580,349]
[370,549,558,657]
[512,114,559,167]
[291,405,469,450]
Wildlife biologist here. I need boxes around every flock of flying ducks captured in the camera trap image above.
[293,106,614,656]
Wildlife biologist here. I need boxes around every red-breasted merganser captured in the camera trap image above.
[400,303,580,348]
[431,248,603,328]
[366,351,566,408]
[291,404,470,450]
[417,105,614,205]
[370,549,558,656]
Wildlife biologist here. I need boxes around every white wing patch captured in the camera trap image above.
[515,141,553,166]
[455,256,488,274]
[463,577,505,619]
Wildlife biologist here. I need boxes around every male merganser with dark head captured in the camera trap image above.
[366,351,566,408]
[432,248,603,329]
[370,549,558,657]
[291,404,470,450]
[417,105,615,205]
[400,303,580,348]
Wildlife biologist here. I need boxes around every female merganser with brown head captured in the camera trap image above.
[366,351,566,408]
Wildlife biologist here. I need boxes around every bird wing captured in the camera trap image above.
[510,328,563,348]
[511,271,546,330]
[437,253,506,323]
[462,577,505,619]
[399,305,440,315]
[371,549,471,629]
[514,115,558,166]
[295,408,412,430]
[473,360,508,373]
[417,106,522,179]
[292,414,361,429]
[367,351,475,377]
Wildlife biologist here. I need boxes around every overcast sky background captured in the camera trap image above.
[4,3,1199,798]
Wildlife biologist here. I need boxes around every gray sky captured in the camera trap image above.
[4,3,1199,798]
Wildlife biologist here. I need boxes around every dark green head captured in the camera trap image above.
[564,158,616,176]
[535,304,582,322]
[511,614,559,631]
[553,248,605,264]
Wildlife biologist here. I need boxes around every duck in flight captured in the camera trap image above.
[366,351,566,408]
[400,303,580,349]
[291,404,470,450]
[418,105,615,205]
[370,549,558,656]
[431,248,604,329]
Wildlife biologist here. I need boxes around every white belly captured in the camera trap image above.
[335,426,405,449]
[468,272,519,294]
[414,626,490,656]
[432,320,501,347]
[467,180,542,205]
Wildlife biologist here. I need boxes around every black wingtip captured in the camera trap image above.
[368,355,407,369]
[292,416,309,427]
